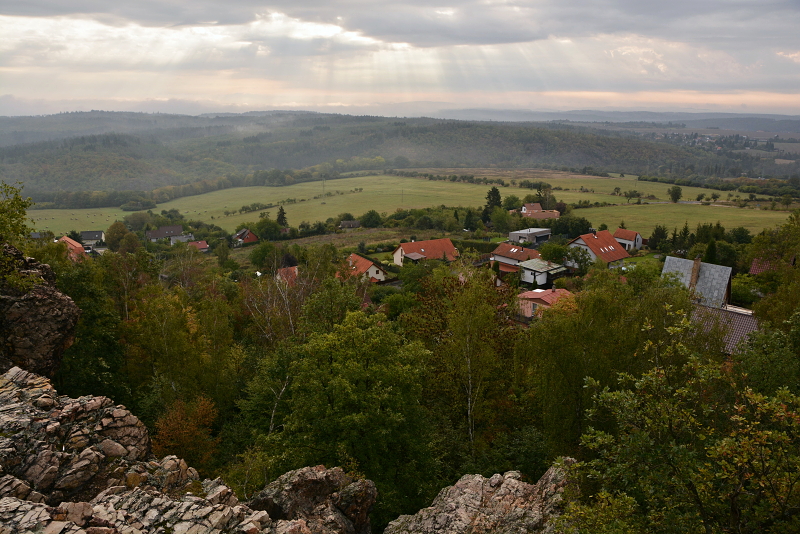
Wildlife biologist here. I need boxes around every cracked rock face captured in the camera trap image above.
[249,465,377,534]
[0,243,81,377]
[384,462,573,534]
[0,366,379,534]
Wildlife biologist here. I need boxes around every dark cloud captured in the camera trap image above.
[4,1,798,50]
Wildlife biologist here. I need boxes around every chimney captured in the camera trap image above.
[551,287,556,292]
[689,256,702,290]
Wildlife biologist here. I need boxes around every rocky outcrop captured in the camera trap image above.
[0,243,80,376]
[0,366,378,533]
[250,465,377,534]
[384,463,574,534]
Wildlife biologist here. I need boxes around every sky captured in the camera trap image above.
[1,0,799,116]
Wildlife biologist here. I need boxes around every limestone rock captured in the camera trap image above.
[0,243,80,377]
[384,462,574,534]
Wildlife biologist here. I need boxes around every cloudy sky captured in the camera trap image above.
[1,0,799,116]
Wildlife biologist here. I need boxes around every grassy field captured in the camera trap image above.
[581,203,790,236]
[26,171,791,237]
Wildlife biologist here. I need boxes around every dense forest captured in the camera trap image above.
[1,111,798,209]
[5,180,800,532]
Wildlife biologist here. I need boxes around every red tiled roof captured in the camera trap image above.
[613,228,640,242]
[276,266,298,286]
[749,258,775,275]
[491,243,541,262]
[522,203,543,212]
[188,240,209,251]
[522,210,560,220]
[345,253,385,278]
[492,261,520,273]
[394,238,459,261]
[58,236,86,261]
[519,288,572,306]
[570,230,630,263]
[517,288,573,317]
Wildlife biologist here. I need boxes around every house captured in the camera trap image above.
[518,288,572,318]
[490,243,541,274]
[520,203,560,220]
[613,228,644,251]
[661,256,733,308]
[519,258,569,287]
[187,240,210,253]
[80,230,105,245]
[567,230,630,267]
[339,220,361,230]
[58,236,87,262]
[276,265,298,287]
[392,238,459,266]
[340,253,388,282]
[750,255,795,275]
[509,227,551,245]
[521,203,542,213]
[145,225,183,242]
[170,234,195,246]
[233,228,259,246]
[693,305,759,354]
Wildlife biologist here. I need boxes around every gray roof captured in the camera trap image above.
[81,230,104,240]
[662,256,732,308]
[519,258,568,274]
[510,228,551,236]
[146,225,183,240]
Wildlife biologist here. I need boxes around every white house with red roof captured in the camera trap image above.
[341,253,387,282]
[518,288,572,318]
[567,230,630,267]
[392,238,459,266]
[490,243,541,273]
[613,228,643,251]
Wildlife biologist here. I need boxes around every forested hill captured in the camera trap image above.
[0,111,797,202]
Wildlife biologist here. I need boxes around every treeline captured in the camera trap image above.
[639,173,800,198]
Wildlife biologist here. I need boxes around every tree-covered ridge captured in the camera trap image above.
[2,111,797,207]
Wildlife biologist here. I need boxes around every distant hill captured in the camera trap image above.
[0,111,797,206]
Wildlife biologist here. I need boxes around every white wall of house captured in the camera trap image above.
[393,247,404,266]
[521,268,549,285]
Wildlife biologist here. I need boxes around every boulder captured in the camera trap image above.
[384,462,574,534]
[248,465,377,534]
[0,243,80,376]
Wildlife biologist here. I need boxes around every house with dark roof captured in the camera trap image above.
[392,238,459,266]
[339,220,361,229]
[518,288,573,318]
[613,228,643,251]
[509,227,551,244]
[233,228,259,246]
[567,230,630,267]
[693,305,759,354]
[519,258,568,287]
[80,230,105,245]
[339,253,387,282]
[145,225,183,242]
[490,243,541,273]
[661,256,733,308]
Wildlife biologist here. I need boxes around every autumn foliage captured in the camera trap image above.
[152,395,220,474]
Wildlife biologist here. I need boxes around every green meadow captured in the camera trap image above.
[26,173,790,237]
